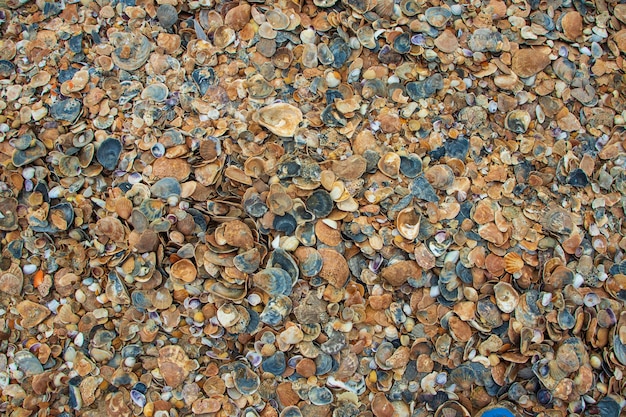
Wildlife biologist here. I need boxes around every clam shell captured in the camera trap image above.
[396,206,421,240]
[424,164,455,190]
[494,282,520,313]
[318,248,350,288]
[0,263,23,295]
[157,345,195,388]
[110,32,151,71]
[253,268,293,296]
[96,138,122,171]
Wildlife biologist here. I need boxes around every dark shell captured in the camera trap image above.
[260,295,292,327]
[568,168,589,187]
[150,177,181,199]
[329,38,351,69]
[392,33,412,54]
[14,351,44,376]
[468,29,504,53]
[50,98,82,123]
[362,79,387,99]
[409,176,439,202]
[131,291,153,310]
[31,202,75,233]
[306,189,334,218]
[0,60,16,78]
[157,4,178,28]
[318,43,335,66]
[267,249,299,285]
[10,132,35,151]
[399,154,422,178]
[192,68,216,96]
[234,248,261,274]
[96,138,122,171]
[321,104,347,127]
[281,406,303,417]
[315,353,333,375]
[444,138,469,160]
[406,74,444,101]
[12,141,47,167]
[299,250,323,277]
[273,213,297,235]
[262,351,286,375]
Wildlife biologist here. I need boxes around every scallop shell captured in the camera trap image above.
[318,248,350,288]
[157,345,195,388]
[253,268,293,296]
[503,252,524,274]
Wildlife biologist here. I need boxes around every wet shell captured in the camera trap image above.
[170,259,197,283]
[494,282,520,313]
[257,103,303,137]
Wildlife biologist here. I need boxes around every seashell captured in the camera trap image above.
[329,37,351,69]
[400,0,420,16]
[257,103,303,137]
[357,26,377,49]
[493,282,520,313]
[309,386,333,406]
[233,362,260,395]
[14,350,44,376]
[267,249,299,285]
[378,152,401,178]
[262,351,286,375]
[157,345,195,388]
[474,403,518,417]
[110,32,152,71]
[274,213,298,235]
[247,74,274,99]
[396,206,421,240]
[399,154,422,178]
[17,300,50,329]
[170,259,197,283]
[56,155,81,177]
[0,263,23,295]
[156,4,178,29]
[234,247,261,274]
[0,197,19,231]
[77,143,95,168]
[503,252,524,274]
[505,110,531,134]
[214,25,236,49]
[257,38,277,58]
[425,7,452,28]
[390,33,411,54]
[0,60,16,78]
[293,247,324,277]
[424,164,455,190]
[281,406,303,417]
[318,248,350,288]
[561,11,582,40]
[362,79,388,99]
[11,140,47,168]
[321,104,347,127]
[207,281,246,301]
[150,177,181,200]
[96,138,122,171]
[406,74,444,100]
[511,48,550,78]
[253,268,293,296]
[541,207,573,235]
[191,68,216,96]
[380,260,421,287]
[50,98,82,123]
[217,303,241,327]
[260,295,292,327]
[266,9,289,29]
[272,47,294,69]
[306,189,334,219]
[435,401,471,417]
[141,83,169,102]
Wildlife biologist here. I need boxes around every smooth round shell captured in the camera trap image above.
[170,259,197,283]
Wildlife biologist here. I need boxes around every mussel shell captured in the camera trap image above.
[0,60,16,78]
[409,175,439,202]
[329,37,351,69]
[234,248,261,274]
[273,213,297,235]
[31,202,75,233]
[96,138,122,171]
[392,33,412,54]
[406,74,444,101]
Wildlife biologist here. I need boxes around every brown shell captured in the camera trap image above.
[0,263,23,295]
[170,259,197,283]
[380,260,421,287]
[318,248,350,288]
[503,252,524,274]
[157,345,194,388]
[424,164,455,190]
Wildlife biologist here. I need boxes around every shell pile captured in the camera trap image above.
[0,0,626,416]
